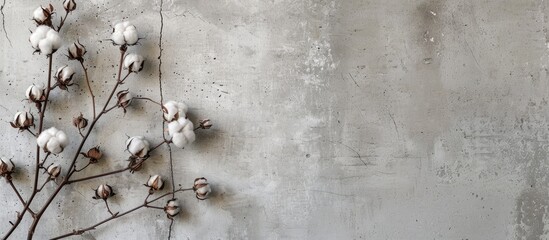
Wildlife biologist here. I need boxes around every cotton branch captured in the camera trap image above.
[50,188,193,240]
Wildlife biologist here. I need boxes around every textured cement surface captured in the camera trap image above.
[0,0,548,239]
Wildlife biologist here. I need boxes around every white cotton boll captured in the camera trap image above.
[55,130,69,147]
[111,32,125,45]
[36,131,52,148]
[46,30,62,50]
[26,84,44,102]
[29,26,49,49]
[46,138,62,154]
[126,136,150,158]
[123,54,144,72]
[167,118,185,136]
[33,7,46,22]
[124,28,138,45]
[56,66,75,82]
[114,22,125,33]
[38,39,53,55]
[111,21,138,45]
[163,101,188,121]
[183,129,196,143]
[37,127,69,154]
[171,133,188,148]
[165,200,180,217]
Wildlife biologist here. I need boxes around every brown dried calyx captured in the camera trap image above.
[80,146,102,164]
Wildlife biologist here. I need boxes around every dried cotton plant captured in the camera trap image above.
[1,1,213,239]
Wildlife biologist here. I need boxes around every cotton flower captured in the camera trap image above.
[36,127,69,154]
[111,21,138,45]
[11,111,34,130]
[116,90,133,112]
[63,0,76,12]
[47,164,61,179]
[164,199,180,218]
[126,136,149,158]
[55,65,75,90]
[0,157,14,177]
[81,146,102,163]
[123,54,144,72]
[32,5,53,25]
[29,25,62,55]
[145,175,164,192]
[26,84,45,102]
[162,101,188,122]
[93,184,115,200]
[193,177,211,200]
[68,41,86,61]
[168,118,195,148]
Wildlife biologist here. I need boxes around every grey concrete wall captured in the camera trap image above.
[0,0,547,239]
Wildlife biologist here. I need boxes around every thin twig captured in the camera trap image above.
[73,161,91,172]
[26,129,37,137]
[36,178,50,192]
[102,105,117,114]
[134,97,162,106]
[67,167,130,184]
[7,180,36,216]
[39,153,51,168]
[149,140,168,152]
[56,11,69,31]
[79,61,96,119]
[104,200,116,216]
[50,188,193,239]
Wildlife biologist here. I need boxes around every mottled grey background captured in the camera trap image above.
[0,0,547,239]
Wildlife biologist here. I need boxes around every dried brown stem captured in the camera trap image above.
[79,61,96,119]
[104,200,116,216]
[50,188,193,240]
[26,47,128,240]
[36,178,50,192]
[26,128,37,137]
[7,180,36,216]
[73,161,91,173]
[134,97,162,106]
[3,54,54,240]
[67,167,130,184]
[56,11,69,31]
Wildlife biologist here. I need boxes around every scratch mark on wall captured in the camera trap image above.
[0,0,12,46]
[388,111,400,139]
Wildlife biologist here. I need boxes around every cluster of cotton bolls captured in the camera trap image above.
[29,25,62,55]
[162,101,196,148]
[111,21,138,46]
[37,127,69,154]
